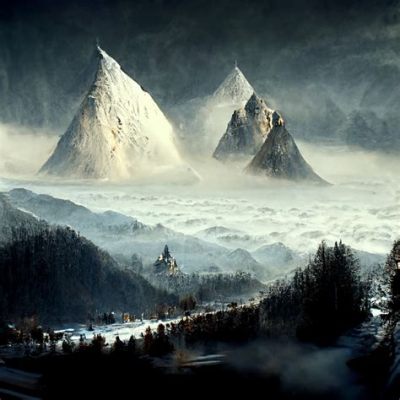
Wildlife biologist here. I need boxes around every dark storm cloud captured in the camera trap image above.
[0,0,399,128]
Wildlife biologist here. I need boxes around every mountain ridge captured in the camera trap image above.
[0,194,176,323]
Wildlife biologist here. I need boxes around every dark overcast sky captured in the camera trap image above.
[0,0,399,127]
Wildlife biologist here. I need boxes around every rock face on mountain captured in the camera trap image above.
[213,93,282,160]
[246,124,327,183]
[39,46,182,179]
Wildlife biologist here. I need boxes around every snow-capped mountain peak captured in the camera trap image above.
[40,46,183,180]
[97,45,119,71]
[213,92,281,160]
[212,64,254,105]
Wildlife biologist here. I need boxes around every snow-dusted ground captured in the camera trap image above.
[59,318,179,345]
[0,319,180,359]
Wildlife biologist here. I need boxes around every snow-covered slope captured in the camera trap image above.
[252,242,300,267]
[40,46,184,180]
[0,193,45,244]
[212,65,254,106]
[8,188,147,234]
[0,195,175,323]
[6,188,229,272]
[6,188,309,279]
[217,248,267,279]
[246,124,327,184]
[213,93,281,160]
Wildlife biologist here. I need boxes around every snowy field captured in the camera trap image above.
[0,319,178,359]
[59,318,179,345]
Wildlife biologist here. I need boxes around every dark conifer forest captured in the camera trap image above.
[0,224,176,323]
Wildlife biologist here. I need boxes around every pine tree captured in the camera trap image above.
[260,241,369,341]
[143,327,153,354]
[386,240,400,313]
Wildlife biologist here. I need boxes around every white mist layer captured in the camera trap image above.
[2,145,399,257]
[0,123,57,178]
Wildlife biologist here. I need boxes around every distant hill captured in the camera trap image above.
[0,194,175,323]
[7,188,230,273]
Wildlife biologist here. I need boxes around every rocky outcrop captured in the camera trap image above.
[213,93,282,160]
[246,124,327,184]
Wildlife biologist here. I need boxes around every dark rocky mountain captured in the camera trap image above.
[213,93,282,160]
[246,124,327,183]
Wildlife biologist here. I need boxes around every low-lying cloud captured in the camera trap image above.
[0,123,58,178]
